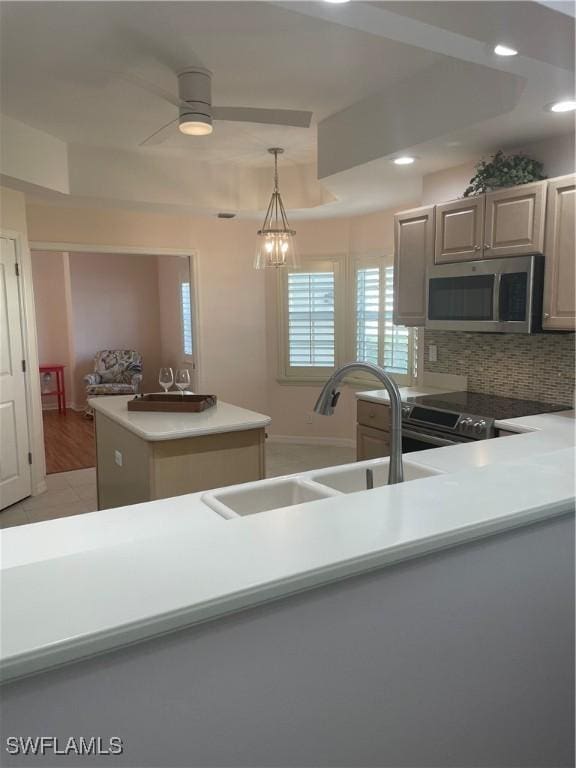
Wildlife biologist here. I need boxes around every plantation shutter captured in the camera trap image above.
[356,263,411,375]
[356,266,380,365]
[181,281,193,356]
[288,271,335,367]
[383,265,410,373]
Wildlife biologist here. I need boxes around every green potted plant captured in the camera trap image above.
[463,150,546,197]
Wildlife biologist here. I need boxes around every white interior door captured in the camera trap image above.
[0,237,32,509]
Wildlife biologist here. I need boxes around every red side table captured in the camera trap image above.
[40,364,67,415]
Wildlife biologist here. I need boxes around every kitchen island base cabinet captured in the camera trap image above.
[95,412,266,510]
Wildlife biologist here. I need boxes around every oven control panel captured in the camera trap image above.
[401,404,494,440]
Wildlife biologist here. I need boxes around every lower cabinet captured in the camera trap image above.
[356,399,391,461]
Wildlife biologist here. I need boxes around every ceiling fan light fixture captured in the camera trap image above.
[178,120,213,136]
[178,115,213,136]
[255,148,298,270]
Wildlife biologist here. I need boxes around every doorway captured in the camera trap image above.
[30,246,199,474]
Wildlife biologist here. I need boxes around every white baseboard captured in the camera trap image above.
[267,434,355,448]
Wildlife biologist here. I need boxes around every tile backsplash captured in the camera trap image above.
[424,330,575,407]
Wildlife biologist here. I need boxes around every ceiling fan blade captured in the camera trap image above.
[139,117,179,146]
[212,106,312,128]
[111,71,186,110]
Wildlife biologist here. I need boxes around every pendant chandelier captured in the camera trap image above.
[254,148,298,269]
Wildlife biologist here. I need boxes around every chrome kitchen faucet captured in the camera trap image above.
[313,362,404,485]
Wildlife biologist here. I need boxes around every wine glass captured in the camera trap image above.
[175,368,191,396]
[159,367,174,394]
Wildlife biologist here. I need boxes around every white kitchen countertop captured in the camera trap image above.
[356,385,456,404]
[1,405,574,683]
[89,395,271,441]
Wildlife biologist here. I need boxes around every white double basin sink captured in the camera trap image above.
[202,458,443,520]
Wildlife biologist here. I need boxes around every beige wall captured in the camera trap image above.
[68,252,162,404]
[30,251,74,404]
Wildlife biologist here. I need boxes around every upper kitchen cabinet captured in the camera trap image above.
[434,197,484,263]
[393,205,434,327]
[484,181,547,258]
[542,174,575,331]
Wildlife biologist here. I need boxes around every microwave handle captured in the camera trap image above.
[494,272,502,321]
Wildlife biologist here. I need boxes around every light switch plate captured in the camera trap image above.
[428,344,438,363]
[114,450,123,467]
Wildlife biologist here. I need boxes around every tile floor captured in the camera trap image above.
[0,443,354,530]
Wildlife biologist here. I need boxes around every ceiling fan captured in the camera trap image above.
[120,67,313,146]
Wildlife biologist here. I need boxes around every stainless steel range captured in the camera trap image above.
[400,391,566,453]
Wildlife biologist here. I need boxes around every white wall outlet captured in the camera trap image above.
[114,450,123,467]
[305,412,313,425]
[428,344,438,363]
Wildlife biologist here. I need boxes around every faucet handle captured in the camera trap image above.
[330,390,341,408]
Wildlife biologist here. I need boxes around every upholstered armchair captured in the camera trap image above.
[84,350,143,415]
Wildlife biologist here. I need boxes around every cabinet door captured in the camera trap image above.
[543,175,575,331]
[484,181,547,258]
[356,424,390,461]
[393,205,434,326]
[434,197,484,263]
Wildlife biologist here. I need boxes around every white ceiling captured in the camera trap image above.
[0,1,574,217]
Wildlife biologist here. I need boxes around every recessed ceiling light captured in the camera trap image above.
[324,0,350,4]
[393,156,416,166]
[494,44,518,57]
[549,100,576,113]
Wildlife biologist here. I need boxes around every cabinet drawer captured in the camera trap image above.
[357,399,390,431]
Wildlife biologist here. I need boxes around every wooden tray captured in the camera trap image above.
[127,393,217,413]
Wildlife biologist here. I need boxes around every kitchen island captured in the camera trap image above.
[90,395,271,509]
[1,406,574,767]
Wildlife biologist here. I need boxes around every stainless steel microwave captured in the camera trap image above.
[426,254,545,333]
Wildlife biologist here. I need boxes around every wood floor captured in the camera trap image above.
[43,410,96,474]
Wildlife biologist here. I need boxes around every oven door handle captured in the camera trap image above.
[402,428,458,447]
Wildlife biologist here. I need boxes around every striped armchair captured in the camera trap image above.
[84,350,143,414]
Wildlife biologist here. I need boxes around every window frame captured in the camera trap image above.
[277,254,346,384]
[277,251,417,388]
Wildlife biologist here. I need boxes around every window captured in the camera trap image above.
[278,254,416,385]
[288,271,335,368]
[278,257,344,382]
[181,281,193,357]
